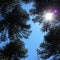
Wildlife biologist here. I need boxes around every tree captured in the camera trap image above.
[0,0,32,15]
[30,0,60,60]
[0,0,31,60]
[37,26,60,60]
[0,0,31,41]
[0,40,27,60]
[30,0,60,31]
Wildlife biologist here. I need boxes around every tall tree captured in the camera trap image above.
[0,0,31,60]
[30,0,60,31]
[0,0,31,41]
[37,26,60,60]
[30,0,60,60]
[0,40,27,60]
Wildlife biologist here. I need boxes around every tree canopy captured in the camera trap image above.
[30,0,60,32]
[0,40,27,60]
[37,26,60,60]
[0,0,31,60]
[30,0,60,60]
[0,0,31,41]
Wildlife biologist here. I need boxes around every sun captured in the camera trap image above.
[45,12,53,21]
[44,12,54,21]
[42,10,55,23]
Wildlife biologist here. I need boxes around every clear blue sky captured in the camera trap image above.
[21,3,45,60]
[21,2,53,60]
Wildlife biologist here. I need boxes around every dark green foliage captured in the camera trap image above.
[0,0,32,15]
[0,0,19,15]
[37,26,60,60]
[0,0,17,6]
[0,40,27,60]
[30,0,60,14]
[30,0,60,31]
[0,0,31,60]
[0,0,31,41]
[45,26,60,43]
[30,0,60,60]
[0,4,31,41]
[21,0,33,4]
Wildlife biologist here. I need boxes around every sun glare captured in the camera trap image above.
[44,12,53,21]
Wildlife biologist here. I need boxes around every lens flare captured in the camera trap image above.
[44,12,54,21]
[54,9,58,13]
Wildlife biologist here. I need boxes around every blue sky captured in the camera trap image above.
[0,2,53,60]
[21,3,45,60]
[21,2,58,60]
